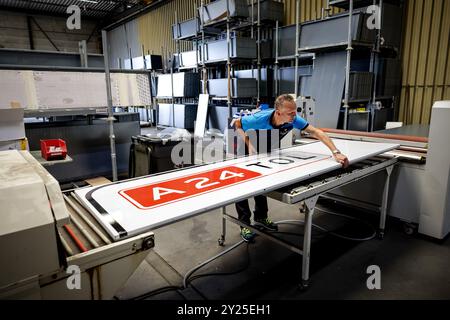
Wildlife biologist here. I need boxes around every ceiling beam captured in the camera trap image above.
[102,0,170,30]
[0,0,113,15]
[0,5,100,20]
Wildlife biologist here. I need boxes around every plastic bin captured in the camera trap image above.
[40,139,67,161]
[129,129,194,177]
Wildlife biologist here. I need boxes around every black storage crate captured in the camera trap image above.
[129,133,194,177]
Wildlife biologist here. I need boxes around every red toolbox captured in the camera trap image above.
[40,139,67,160]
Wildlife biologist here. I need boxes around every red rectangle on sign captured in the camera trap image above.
[119,166,262,209]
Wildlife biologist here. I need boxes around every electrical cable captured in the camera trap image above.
[314,206,377,241]
[129,285,185,300]
[276,206,377,242]
[270,231,326,241]
[126,239,248,300]
[125,206,376,300]
[183,240,246,288]
[186,243,251,285]
[188,283,209,301]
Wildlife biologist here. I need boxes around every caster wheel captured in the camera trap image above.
[298,281,309,292]
[218,238,225,246]
[403,223,417,235]
[378,231,385,240]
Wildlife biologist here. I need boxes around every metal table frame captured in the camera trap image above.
[218,156,397,289]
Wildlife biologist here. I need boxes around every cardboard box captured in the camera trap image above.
[0,108,25,142]
[0,138,29,151]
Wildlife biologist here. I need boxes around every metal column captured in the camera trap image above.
[294,0,300,98]
[101,29,118,182]
[201,0,208,94]
[256,0,261,103]
[226,0,232,119]
[79,40,88,68]
[274,20,280,97]
[379,165,393,239]
[369,0,383,132]
[219,207,227,246]
[301,196,318,289]
[170,55,175,127]
[343,0,354,130]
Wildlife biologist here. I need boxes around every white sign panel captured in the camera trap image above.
[74,140,398,241]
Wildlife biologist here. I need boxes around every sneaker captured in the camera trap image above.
[254,217,278,231]
[240,227,256,242]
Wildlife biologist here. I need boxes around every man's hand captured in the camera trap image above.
[334,153,349,168]
[302,125,349,168]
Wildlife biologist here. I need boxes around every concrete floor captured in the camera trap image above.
[114,196,450,300]
[119,127,450,300]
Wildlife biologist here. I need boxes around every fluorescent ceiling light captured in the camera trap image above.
[79,0,99,4]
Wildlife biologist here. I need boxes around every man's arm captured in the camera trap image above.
[234,118,257,155]
[303,124,349,168]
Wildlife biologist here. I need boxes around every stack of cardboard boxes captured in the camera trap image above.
[0,101,28,151]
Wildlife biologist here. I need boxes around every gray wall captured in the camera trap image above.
[107,19,141,69]
[0,10,100,53]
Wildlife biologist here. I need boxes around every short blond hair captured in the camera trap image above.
[274,94,295,110]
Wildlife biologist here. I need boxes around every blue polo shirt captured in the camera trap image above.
[236,109,309,154]
[241,109,309,133]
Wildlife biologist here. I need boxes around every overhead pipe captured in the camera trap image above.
[320,128,429,143]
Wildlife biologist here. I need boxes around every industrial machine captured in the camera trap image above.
[60,139,397,288]
[0,150,155,299]
[314,101,450,239]
[0,138,397,297]
[296,96,316,127]
[1,102,448,299]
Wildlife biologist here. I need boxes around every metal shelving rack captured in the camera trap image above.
[157,9,202,130]
[165,0,403,134]
[166,1,258,132]
[167,1,292,135]
[332,0,403,131]
[292,0,402,131]
[273,0,315,99]
[198,0,264,128]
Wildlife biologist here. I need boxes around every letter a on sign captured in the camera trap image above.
[153,187,185,201]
